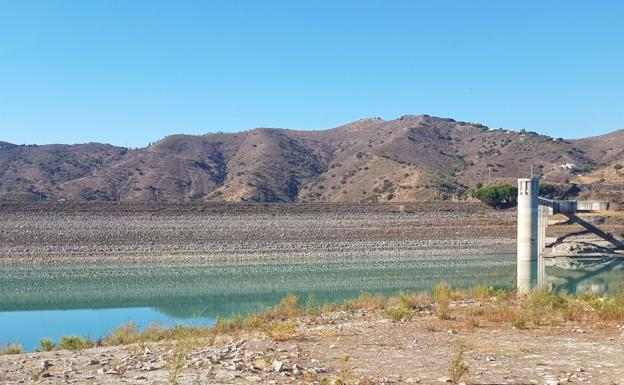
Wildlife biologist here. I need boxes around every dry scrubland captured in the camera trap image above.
[2,115,624,204]
[0,202,515,266]
[1,288,624,385]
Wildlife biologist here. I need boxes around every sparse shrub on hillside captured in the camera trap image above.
[472,184,517,209]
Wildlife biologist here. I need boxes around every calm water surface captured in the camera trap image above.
[1,255,622,351]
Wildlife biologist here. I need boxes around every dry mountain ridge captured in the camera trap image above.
[1,115,623,203]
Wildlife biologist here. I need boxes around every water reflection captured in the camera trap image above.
[0,255,515,349]
[546,259,624,295]
[0,255,622,350]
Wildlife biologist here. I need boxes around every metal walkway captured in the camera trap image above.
[537,197,622,250]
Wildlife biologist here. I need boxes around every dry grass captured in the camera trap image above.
[463,316,480,331]
[166,339,190,385]
[59,336,93,351]
[587,293,624,321]
[449,340,469,384]
[1,344,23,355]
[433,283,452,320]
[263,320,297,341]
[105,322,140,345]
[471,284,495,301]
[38,337,55,352]
[342,292,386,311]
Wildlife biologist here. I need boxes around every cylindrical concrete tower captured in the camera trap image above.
[517,178,539,293]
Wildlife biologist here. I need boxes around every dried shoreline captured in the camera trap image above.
[0,202,516,267]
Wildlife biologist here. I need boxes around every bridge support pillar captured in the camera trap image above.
[517,178,539,293]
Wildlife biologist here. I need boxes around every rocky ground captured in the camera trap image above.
[0,202,516,266]
[1,304,624,385]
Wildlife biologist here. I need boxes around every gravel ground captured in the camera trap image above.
[0,202,516,266]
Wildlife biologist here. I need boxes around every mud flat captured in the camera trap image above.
[0,202,515,266]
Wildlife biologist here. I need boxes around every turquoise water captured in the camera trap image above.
[1,255,622,351]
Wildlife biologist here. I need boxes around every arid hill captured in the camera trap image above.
[1,115,623,203]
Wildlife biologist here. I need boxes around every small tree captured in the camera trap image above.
[472,184,517,209]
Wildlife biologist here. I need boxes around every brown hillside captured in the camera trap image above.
[1,116,622,203]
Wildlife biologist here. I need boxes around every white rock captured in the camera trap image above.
[272,360,285,372]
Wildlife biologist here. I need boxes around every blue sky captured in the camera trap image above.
[1,1,623,147]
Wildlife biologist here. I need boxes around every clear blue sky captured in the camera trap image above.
[1,1,623,147]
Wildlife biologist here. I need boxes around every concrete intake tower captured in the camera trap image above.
[517,178,539,293]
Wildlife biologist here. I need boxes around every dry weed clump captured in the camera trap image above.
[166,339,191,385]
[482,290,595,329]
[263,320,297,341]
[384,291,432,321]
[38,337,55,352]
[587,293,624,321]
[342,292,385,311]
[463,316,480,331]
[105,322,140,345]
[449,340,469,384]
[265,293,301,320]
[433,283,452,320]
[1,343,23,355]
[59,336,93,351]
[471,284,495,301]
[515,291,587,328]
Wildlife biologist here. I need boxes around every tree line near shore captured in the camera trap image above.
[467,183,573,209]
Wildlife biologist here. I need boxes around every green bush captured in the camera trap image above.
[472,184,517,209]
[59,335,93,350]
[39,337,55,352]
[385,305,415,321]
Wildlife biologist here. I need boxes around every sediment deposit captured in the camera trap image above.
[0,202,516,266]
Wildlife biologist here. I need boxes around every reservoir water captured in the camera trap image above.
[1,254,622,351]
